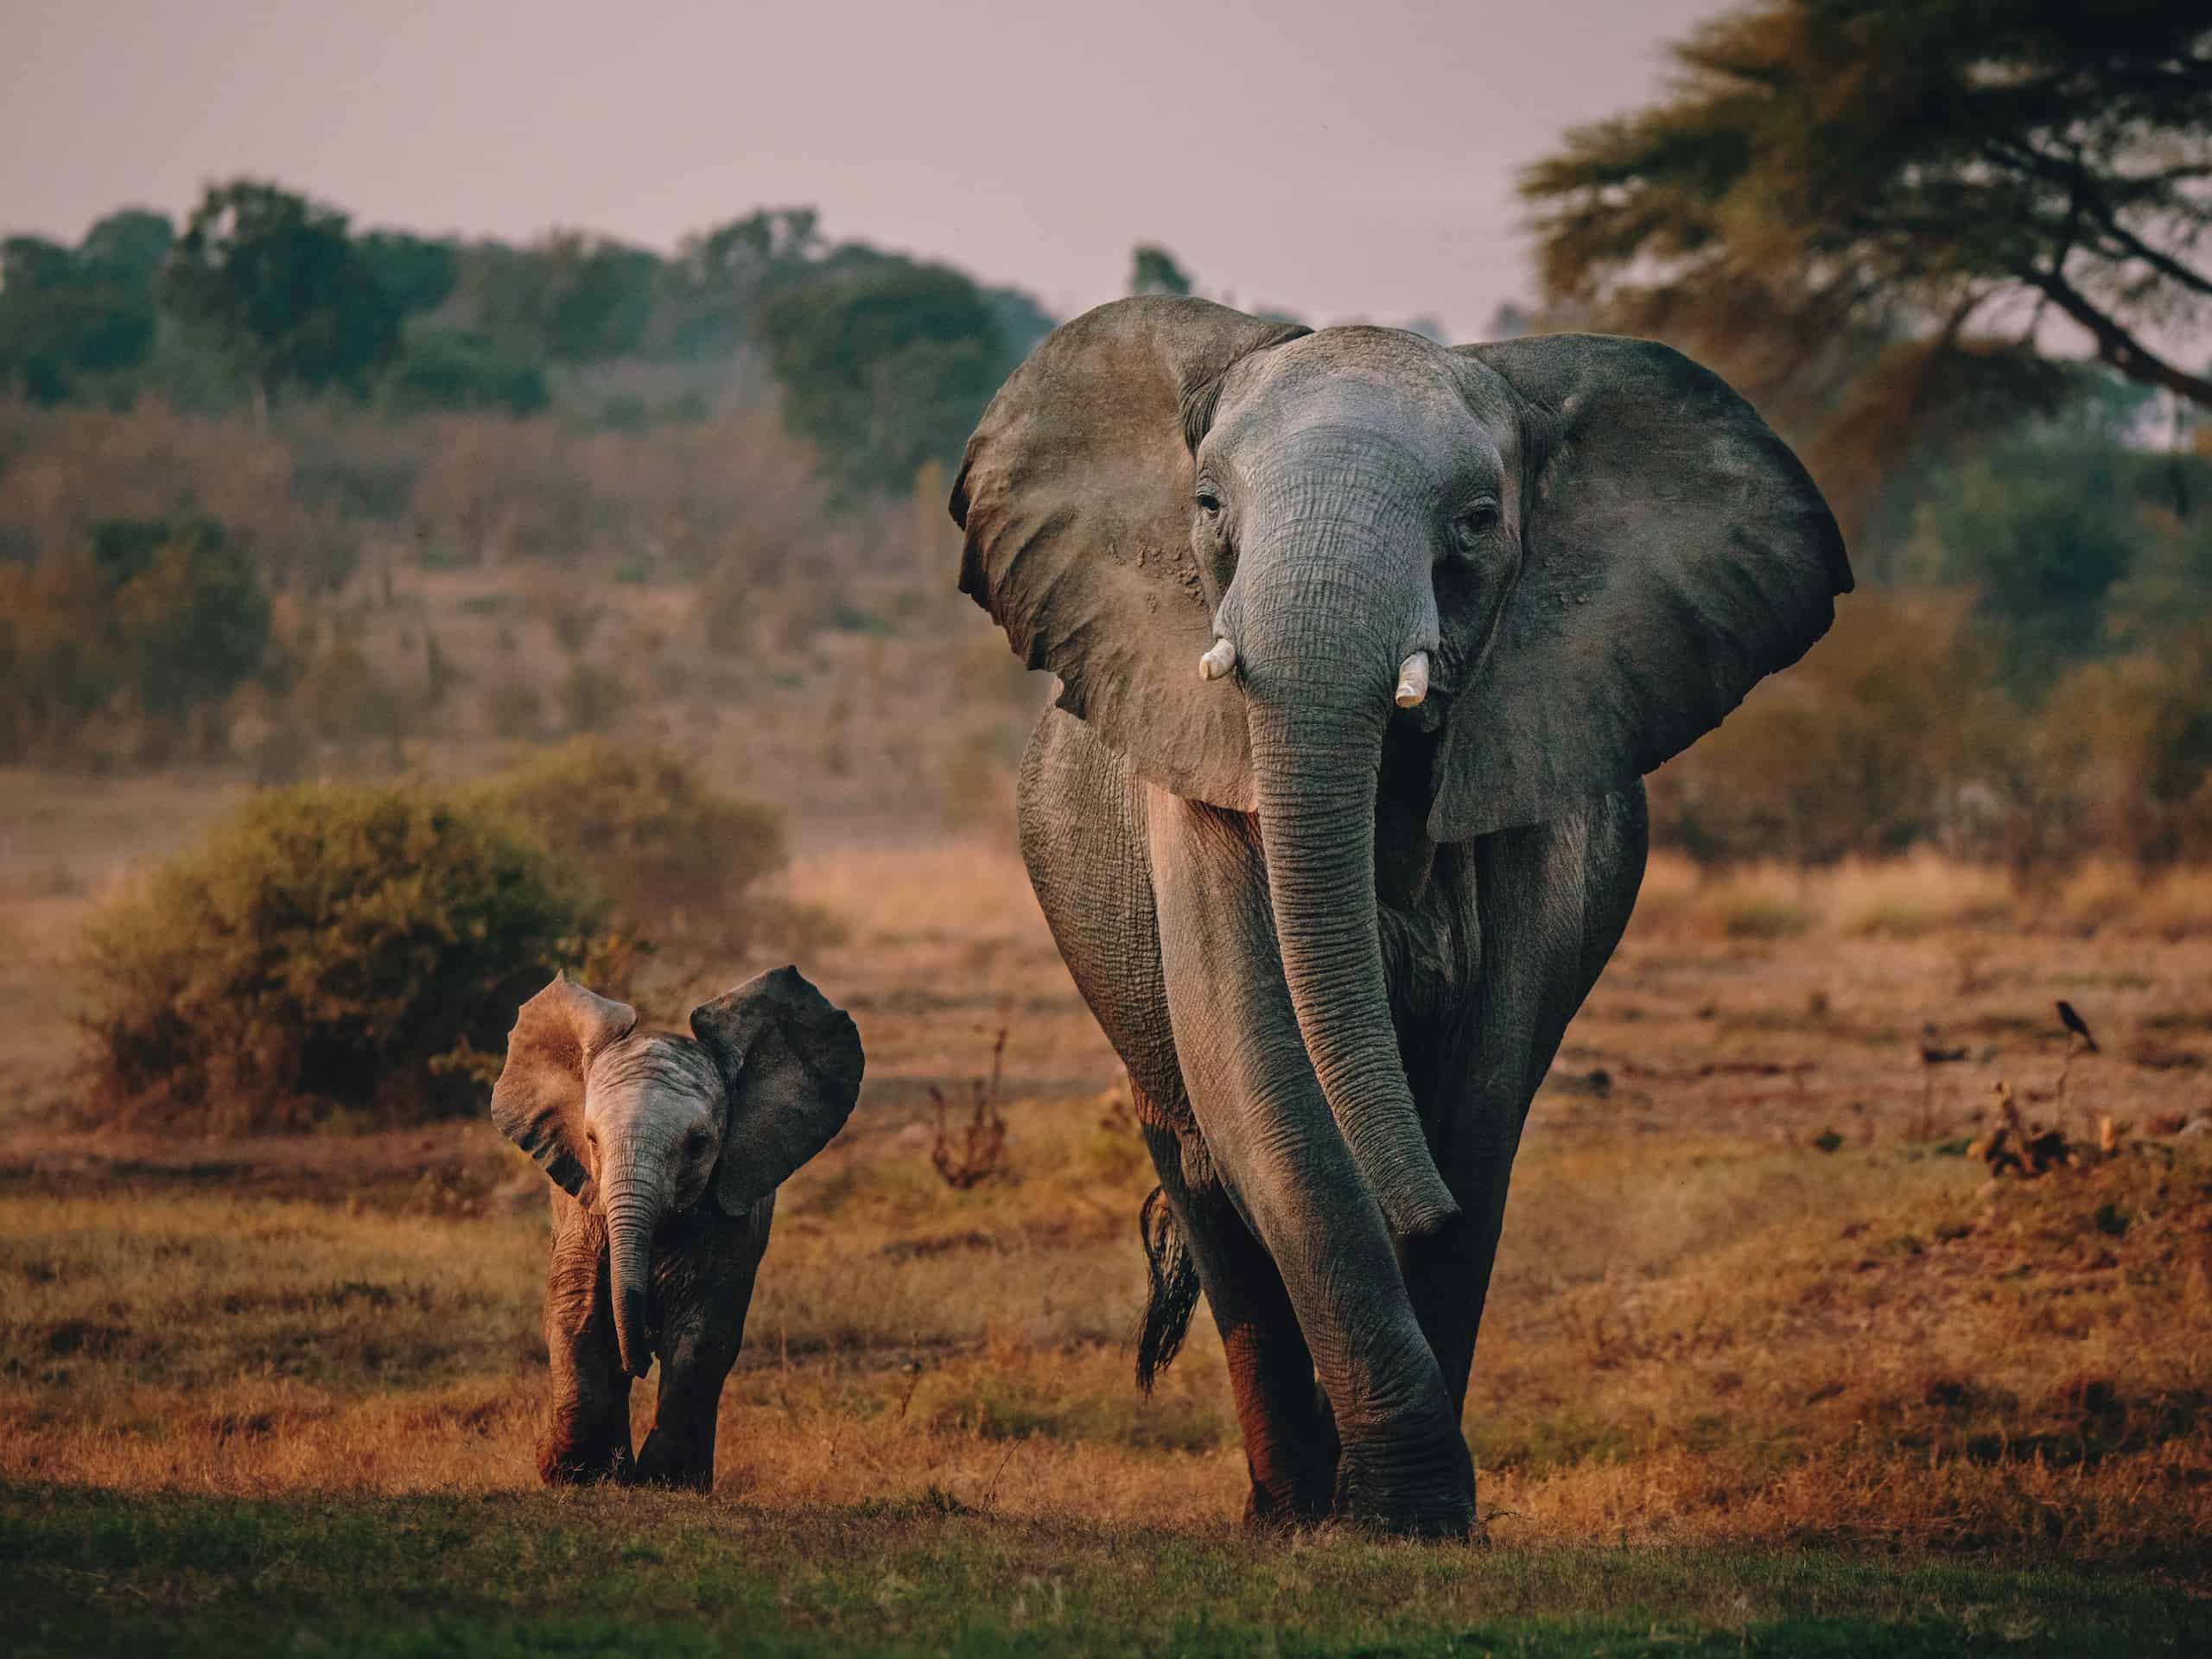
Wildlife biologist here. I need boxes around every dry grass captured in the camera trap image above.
[1632,850,2212,943]
[6,1130,2207,1558]
[4,783,2212,1653]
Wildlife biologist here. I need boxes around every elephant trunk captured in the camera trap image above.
[1236,512,1458,1242]
[597,1161,661,1379]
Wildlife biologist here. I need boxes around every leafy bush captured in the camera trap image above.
[481,736,786,946]
[1649,593,2012,865]
[0,516,271,764]
[78,783,614,1131]
[384,328,550,416]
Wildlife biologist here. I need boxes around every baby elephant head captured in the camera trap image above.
[491,965,864,1378]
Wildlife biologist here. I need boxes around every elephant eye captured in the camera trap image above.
[686,1128,710,1156]
[1193,486,1223,517]
[1452,499,1502,548]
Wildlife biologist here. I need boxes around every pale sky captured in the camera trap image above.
[3,0,1719,340]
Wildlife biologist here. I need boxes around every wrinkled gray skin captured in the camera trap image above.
[952,299,1850,1536]
[490,965,863,1490]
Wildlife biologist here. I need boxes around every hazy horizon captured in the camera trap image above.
[3,0,1718,339]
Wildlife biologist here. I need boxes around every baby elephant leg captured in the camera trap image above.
[538,1189,633,1484]
[632,1199,772,1491]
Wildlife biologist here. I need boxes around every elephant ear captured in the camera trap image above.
[1433,334,1853,841]
[693,965,864,1216]
[489,972,637,1196]
[951,296,1310,810]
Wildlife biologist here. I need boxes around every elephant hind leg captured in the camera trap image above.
[1137,1116,1337,1531]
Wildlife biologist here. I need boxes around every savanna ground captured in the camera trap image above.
[3,775,2211,1654]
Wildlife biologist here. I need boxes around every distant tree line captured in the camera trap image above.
[1,181,1057,499]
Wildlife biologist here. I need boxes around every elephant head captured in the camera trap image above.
[952,298,1848,1241]
[491,966,863,1377]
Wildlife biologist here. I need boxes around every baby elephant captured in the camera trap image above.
[492,964,863,1490]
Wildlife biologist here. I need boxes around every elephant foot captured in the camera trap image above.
[630,1427,715,1493]
[1330,1423,1477,1541]
[537,1440,631,1487]
[1242,1479,1331,1535]
[1240,1435,1337,1534]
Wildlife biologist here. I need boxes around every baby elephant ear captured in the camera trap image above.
[692,965,864,1216]
[1433,334,1853,841]
[490,972,637,1196]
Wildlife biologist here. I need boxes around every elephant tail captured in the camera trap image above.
[1135,1185,1200,1395]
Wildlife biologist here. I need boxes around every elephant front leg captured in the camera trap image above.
[538,1191,633,1484]
[1149,795,1472,1537]
[631,1203,768,1492]
[1403,796,1649,1422]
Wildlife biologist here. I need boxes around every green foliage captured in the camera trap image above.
[77,783,611,1130]
[160,181,403,406]
[1893,398,2212,696]
[0,517,270,761]
[383,327,550,415]
[73,208,176,292]
[657,207,824,355]
[0,218,168,398]
[104,518,271,715]
[761,255,1015,498]
[1521,3,2212,532]
[1649,593,2012,864]
[481,735,786,946]
[1910,445,2135,698]
[460,231,661,363]
[353,230,461,317]
[1128,243,1194,296]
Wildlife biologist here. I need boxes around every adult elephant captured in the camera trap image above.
[950,298,1849,1536]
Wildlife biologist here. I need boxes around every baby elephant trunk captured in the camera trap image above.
[601,1178,658,1378]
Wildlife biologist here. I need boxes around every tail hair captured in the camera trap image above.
[1135,1185,1201,1395]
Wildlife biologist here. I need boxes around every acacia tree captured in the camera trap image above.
[160,181,401,426]
[1521,2,2212,540]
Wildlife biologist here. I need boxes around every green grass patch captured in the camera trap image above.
[3,1484,2202,1656]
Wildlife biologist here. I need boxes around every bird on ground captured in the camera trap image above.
[1918,1022,1969,1066]
[2055,1000,2099,1053]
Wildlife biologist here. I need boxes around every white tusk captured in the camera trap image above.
[1198,638,1237,682]
[1394,651,1430,709]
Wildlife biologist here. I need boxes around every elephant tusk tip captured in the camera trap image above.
[1198,639,1237,682]
[1394,651,1430,708]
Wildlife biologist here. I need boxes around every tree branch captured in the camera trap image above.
[1989,138,2212,297]
[2017,264,2212,408]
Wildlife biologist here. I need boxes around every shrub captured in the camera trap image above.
[77,783,613,1132]
[383,329,550,416]
[481,736,786,946]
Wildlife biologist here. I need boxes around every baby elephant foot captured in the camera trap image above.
[536,1391,633,1486]
[629,1427,715,1492]
[537,1435,631,1487]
